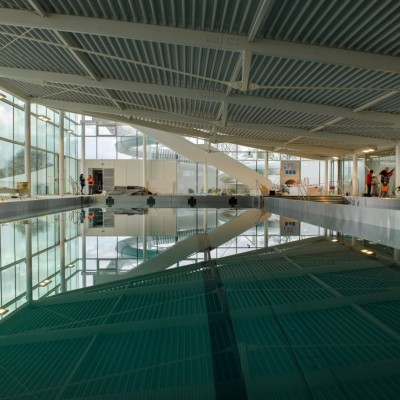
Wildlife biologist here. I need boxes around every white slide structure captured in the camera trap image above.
[135,125,272,190]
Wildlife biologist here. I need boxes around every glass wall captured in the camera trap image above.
[0,89,80,195]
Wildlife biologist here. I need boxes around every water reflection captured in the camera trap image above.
[0,206,397,318]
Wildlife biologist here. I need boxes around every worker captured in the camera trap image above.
[87,175,95,195]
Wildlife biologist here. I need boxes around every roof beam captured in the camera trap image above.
[1,9,400,74]
[0,67,397,126]
[32,97,394,148]
[248,0,273,42]
[32,98,215,126]
[230,121,395,146]
[0,78,30,100]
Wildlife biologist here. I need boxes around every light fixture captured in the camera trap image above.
[39,279,52,287]
[332,156,339,160]
[361,249,369,253]
[38,115,51,122]
[66,263,74,268]
[331,239,338,242]
[65,129,74,133]
[0,308,9,315]
[362,148,376,153]
[0,93,6,100]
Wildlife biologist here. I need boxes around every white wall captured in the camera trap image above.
[86,159,176,194]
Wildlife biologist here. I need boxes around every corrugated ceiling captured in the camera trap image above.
[0,0,399,158]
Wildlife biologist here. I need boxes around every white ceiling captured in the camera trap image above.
[0,0,400,159]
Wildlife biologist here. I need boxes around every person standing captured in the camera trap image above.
[79,174,86,195]
[366,169,373,196]
[87,175,95,195]
[379,167,395,197]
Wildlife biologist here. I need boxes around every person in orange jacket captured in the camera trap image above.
[87,175,95,195]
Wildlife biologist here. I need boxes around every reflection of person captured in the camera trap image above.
[366,170,373,196]
[379,167,395,197]
[79,209,85,223]
[87,175,95,195]
[79,174,85,194]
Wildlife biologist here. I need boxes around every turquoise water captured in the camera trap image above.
[1,206,400,399]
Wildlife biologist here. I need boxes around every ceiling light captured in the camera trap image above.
[361,249,368,253]
[362,148,376,153]
[331,239,338,242]
[0,93,6,100]
[39,279,52,287]
[0,308,9,315]
[38,115,51,122]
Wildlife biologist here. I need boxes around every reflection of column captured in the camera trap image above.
[59,111,65,196]
[394,248,400,263]
[60,213,66,293]
[264,220,268,248]
[143,213,147,262]
[25,221,33,303]
[24,99,32,197]
[352,153,358,196]
[204,209,209,260]
[395,143,400,190]
[352,237,357,247]
[143,134,147,188]
[325,159,329,195]
[81,216,86,288]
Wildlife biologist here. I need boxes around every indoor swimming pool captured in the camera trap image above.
[1,205,400,399]
[0,204,398,318]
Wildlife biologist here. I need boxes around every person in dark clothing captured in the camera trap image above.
[79,174,86,194]
[366,169,373,196]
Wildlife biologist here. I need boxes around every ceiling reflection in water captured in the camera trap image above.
[0,206,397,318]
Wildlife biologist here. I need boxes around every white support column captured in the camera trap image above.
[264,152,269,178]
[143,134,147,188]
[25,221,32,303]
[59,111,65,195]
[395,143,400,190]
[24,99,31,197]
[352,153,358,196]
[204,162,208,194]
[324,159,329,195]
[81,120,86,176]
